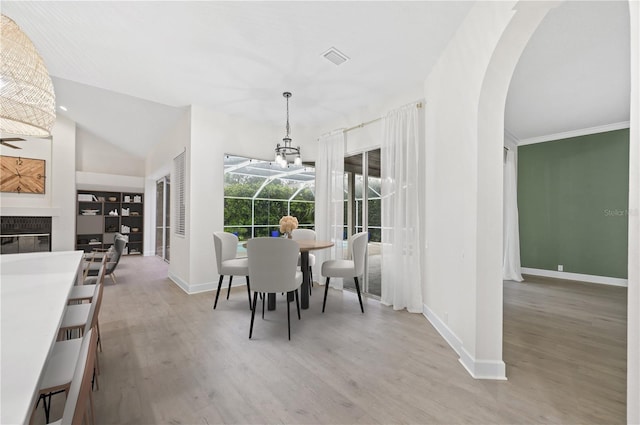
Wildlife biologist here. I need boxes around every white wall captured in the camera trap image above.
[0,115,77,251]
[627,1,639,422]
[145,108,191,281]
[143,106,280,293]
[186,106,278,292]
[76,171,144,193]
[312,84,425,159]
[51,116,77,251]
[344,120,382,155]
[76,127,144,177]
[422,1,555,379]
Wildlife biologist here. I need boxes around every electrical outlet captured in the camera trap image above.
[558,264,564,272]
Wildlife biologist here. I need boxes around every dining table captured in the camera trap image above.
[1,250,84,425]
[266,239,334,310]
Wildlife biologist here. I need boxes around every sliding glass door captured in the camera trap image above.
[343,149,381,297]
[156,176,170,262]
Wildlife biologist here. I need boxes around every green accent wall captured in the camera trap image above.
[518,129,629,279]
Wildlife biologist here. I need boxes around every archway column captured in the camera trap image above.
[422,1,558,379]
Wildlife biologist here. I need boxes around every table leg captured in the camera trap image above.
[268,293,276,310]
[301,251,310,309]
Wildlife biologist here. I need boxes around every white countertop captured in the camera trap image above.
[1,251,83,425]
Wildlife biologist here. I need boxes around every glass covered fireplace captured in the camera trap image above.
[0,216,52,254]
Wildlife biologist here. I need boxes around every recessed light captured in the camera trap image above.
[59,105,68,111]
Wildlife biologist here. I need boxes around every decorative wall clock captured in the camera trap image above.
[0,155,46,194]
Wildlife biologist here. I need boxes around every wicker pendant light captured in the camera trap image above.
[1,14,56,137]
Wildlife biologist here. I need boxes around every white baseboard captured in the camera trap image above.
[168,272,216,295]
[423,304,463,355]
[458,347,507,380]
[521,267,628,287]
[168,272,246,295]
[168,272,190,294]
[186,281,217,294]
[423,304,507,380]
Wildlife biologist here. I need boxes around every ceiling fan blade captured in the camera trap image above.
[0,141,23,149]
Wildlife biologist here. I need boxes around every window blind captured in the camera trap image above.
[174,150,186,236]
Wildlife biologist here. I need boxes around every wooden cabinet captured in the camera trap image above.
[76,190,144,255]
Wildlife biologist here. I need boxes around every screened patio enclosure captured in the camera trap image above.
[223,153,382,297]
[223,154,316,241]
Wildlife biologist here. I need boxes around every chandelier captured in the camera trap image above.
[274,92,301,167]
[0,15,56,137]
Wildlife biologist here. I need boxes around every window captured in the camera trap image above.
[223,154,315,240]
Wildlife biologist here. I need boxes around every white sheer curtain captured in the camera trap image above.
[315,131,345,289]
[503,149,523,281]
[380,103,423,312]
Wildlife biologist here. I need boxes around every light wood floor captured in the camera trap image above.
[35,257,627,424]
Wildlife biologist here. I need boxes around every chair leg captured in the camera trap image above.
[213,275,224,309]
[322,277,330,313]
[295,289,301,319]
[249,292,258,339]
[44,393,51,424]
[287,294,291,340]
[309,267,312,296]
[92,366,99,391]
[245,276,252,309]
[110,272,117,285]
[227,275,234,299]
[95,345,101,375]
[262,292,265,319]
[353,277,365,313]
[96,321,102,352]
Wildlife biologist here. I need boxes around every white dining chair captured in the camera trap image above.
[49,328,98,425]
[213,232,252,309]
[247,237,303,340]
[291,228,316,294]
[69,256,107,304]
[321,231,368,314]
[34,327,98,425]
[58,262,106,362]
[35,273,103,425]
[60,261,105,332]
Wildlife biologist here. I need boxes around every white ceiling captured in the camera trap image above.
[1,1,631,157]
[506,0,630,141]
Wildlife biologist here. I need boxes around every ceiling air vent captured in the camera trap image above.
[322,47,349,66]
